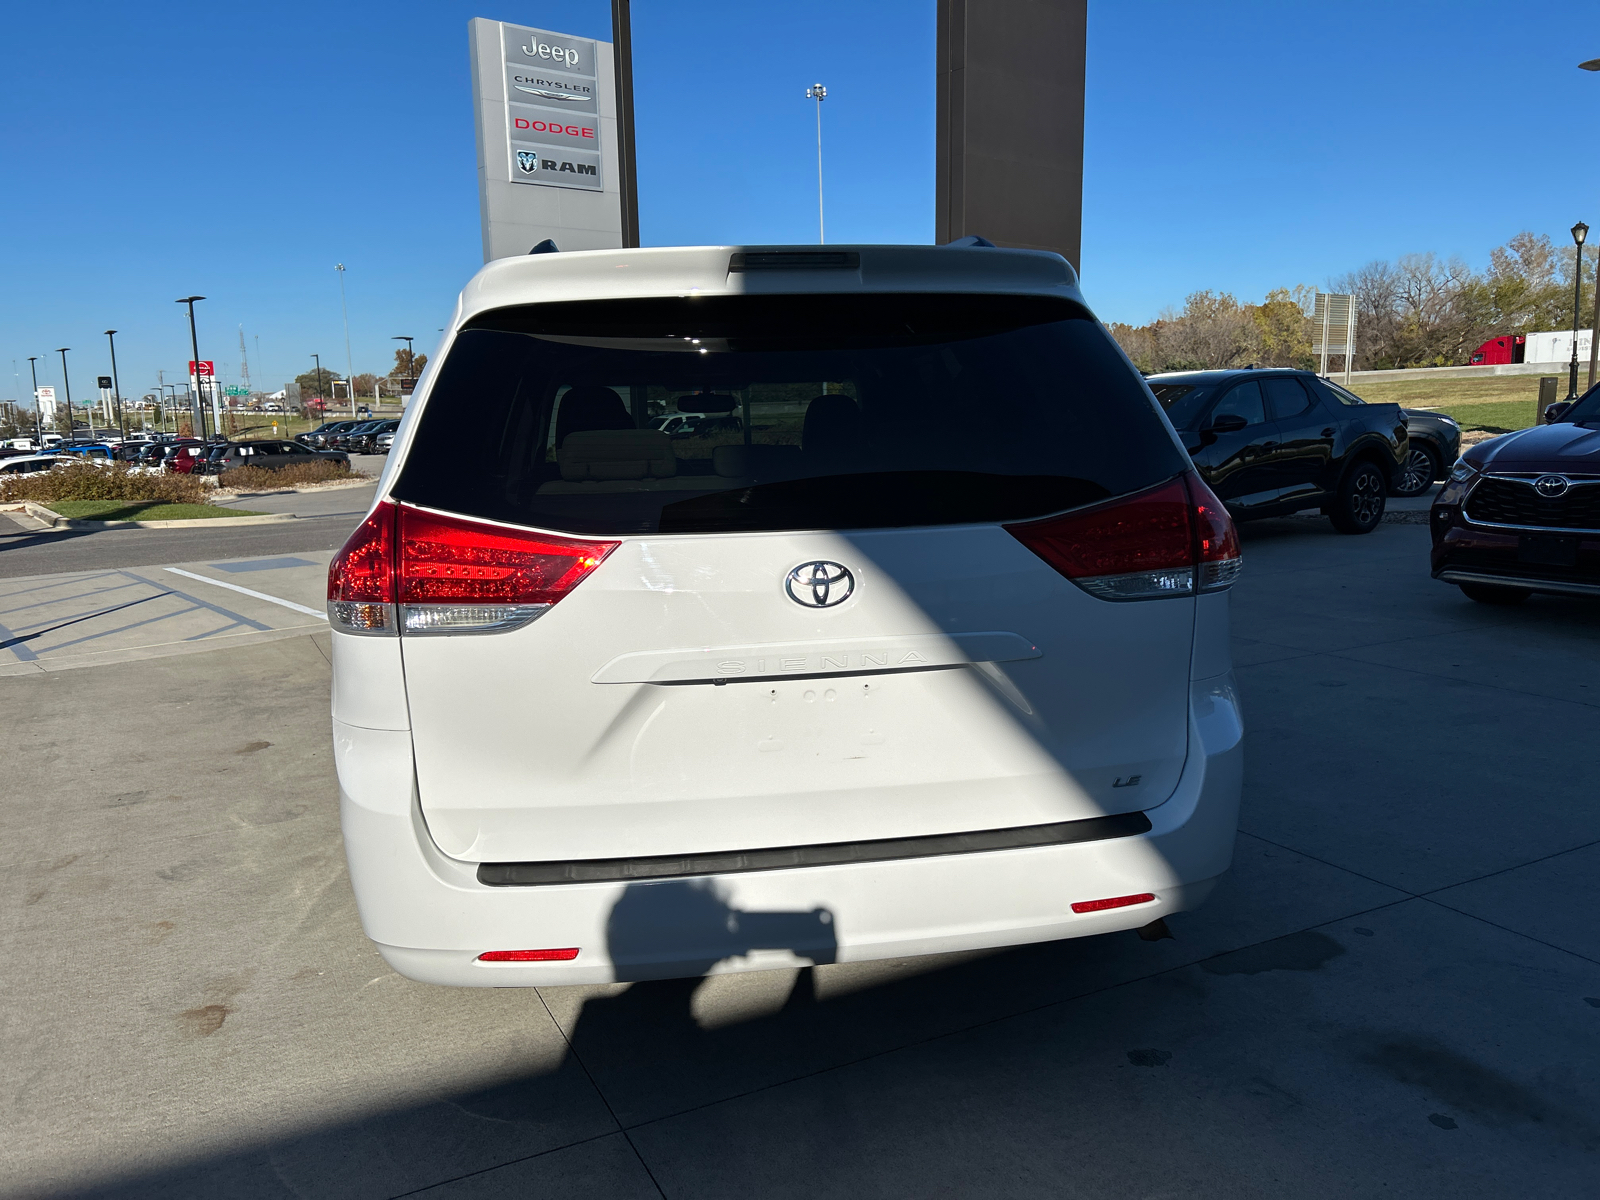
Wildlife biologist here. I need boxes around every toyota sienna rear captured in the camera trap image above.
[330,244,1244,986]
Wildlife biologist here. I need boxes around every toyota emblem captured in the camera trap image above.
[1534,474,1569,498]
[785,561,854,608]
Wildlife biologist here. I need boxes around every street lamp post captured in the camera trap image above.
[336,264,355,421]
[311,353,323,420]
[391,335,415,389]
[1569,222,1588,401]
[55,348,73,439]
[805,83,827,244]
[27,357,43,446]
[1584,59,1600,387]
[176,296,208,440]
[105,330,127,443]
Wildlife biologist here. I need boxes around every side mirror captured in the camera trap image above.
[1206,412,1249,434]
[1544,401,1572,424]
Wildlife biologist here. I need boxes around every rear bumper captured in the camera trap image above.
[336,674,1243,987]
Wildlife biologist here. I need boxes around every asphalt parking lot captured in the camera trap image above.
[2,502,1597,1198]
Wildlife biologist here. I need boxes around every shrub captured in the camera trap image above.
[217,460,362,490]
[0,462,208,505]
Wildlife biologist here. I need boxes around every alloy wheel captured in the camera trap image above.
[1352,468,1383,523]
[1394,447,1434,496]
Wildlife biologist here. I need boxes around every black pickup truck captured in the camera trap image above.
[1147,368,1408,534]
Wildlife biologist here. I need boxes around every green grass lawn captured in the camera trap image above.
[47,500,266,522]
[1341,374,1566,432]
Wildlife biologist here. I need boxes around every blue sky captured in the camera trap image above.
[2,0,1597,403]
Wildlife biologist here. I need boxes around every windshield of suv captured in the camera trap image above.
[1562,381,1600,426]
[393,294,1187,535]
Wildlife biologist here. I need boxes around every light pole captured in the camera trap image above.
[1584,58,1600,388]
[55,348,73,439]
[105,330,127,443]
[1569,222,1588,400]
[805,83,827,244]
[176,296,208,440]
[27,357,43,446]
[391,335,415,389]
[311,353,323,420]
[336,264,355,420]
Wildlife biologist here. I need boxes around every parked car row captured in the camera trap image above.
[298,419,399,453]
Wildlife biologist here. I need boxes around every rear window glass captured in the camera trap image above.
[392,294,1187,535]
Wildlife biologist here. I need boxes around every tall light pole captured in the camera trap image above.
[176,296,207,440]
[391,335,415,390]
[805,83,827,244]
[55,347,73,441]
[335,264,355,420]
[105,330,127,443]
[27,356,43,446]
[1568,222,1588,400]
[1583,58,1600,388]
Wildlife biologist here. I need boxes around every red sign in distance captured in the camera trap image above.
[188,361,215,377]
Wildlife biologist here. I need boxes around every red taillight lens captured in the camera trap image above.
[1005,472,1241,601]
[396,505,618,634]
[1187,473,1243,592]
[1071,893,1156,914]
[327,501,397,633]
[477,948,580,962]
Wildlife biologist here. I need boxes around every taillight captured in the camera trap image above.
[1005,472,1241,601]
[396,504,618,635]
[327,500,397,634]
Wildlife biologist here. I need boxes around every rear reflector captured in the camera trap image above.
[1071,893,1156,914]
[324,501,619,635]
[477,948,580,962]
[1005,471,1241,601]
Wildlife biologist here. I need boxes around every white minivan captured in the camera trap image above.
[330,244,1244,986]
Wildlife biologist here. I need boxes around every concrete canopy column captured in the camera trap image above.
[936,0,1087,270]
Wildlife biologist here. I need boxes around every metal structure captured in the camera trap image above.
[105,330,126,441]
[937,0,1087,266]
[1312,292,1358,384]
[176,297,208,439]
[336,264,356,419]
[55,348,72,436]
[805,84,827,244]
[1568,222,1588,400]
[610,0,639,248]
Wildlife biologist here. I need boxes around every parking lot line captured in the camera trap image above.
[163,567,328,620]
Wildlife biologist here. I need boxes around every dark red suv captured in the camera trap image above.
[1430,383,1600,603]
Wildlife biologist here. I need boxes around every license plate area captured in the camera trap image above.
[1517,534,1579,567]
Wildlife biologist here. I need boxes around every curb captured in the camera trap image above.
[21,502,297,530]
[210,476,376,500]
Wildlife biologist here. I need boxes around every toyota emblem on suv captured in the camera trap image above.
[785,561,854,607]
[1534,474,1569,498]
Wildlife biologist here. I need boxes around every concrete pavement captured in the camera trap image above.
[0,513,1597,1198]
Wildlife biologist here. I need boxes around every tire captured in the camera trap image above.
[1458,582,1531,606]
[1389,444,1438,497]
[1328,460,1387,534]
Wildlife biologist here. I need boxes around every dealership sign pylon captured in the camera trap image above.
[469,17,625,261]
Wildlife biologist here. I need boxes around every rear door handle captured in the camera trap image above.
[1260,441,1278,449]
[1321,428,1335,437]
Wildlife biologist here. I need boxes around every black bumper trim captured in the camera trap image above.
[476,810,1154,887]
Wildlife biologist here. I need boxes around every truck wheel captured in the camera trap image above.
[1389,444,1438,497]
[1458,582,1530,606]
[1328,461,1386,534]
